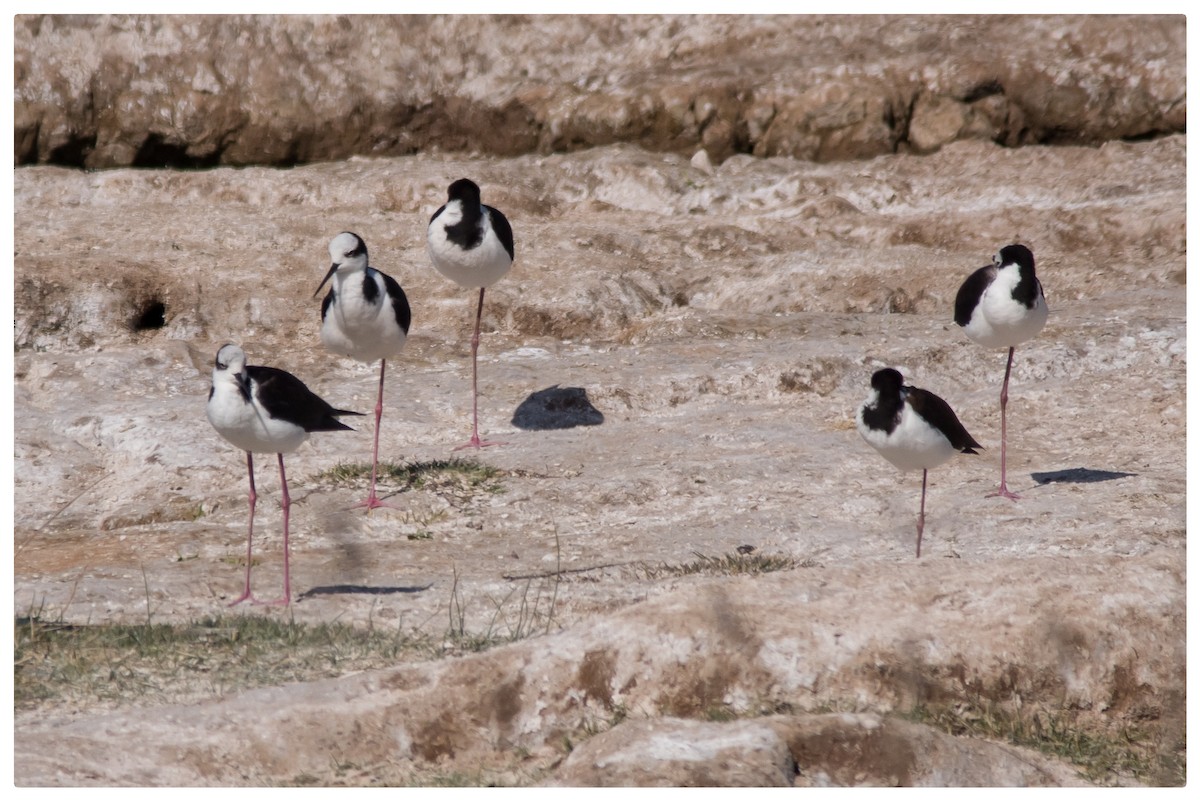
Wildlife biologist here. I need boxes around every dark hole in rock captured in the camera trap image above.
[133,300,167,331]
[47,133,97,168]
[132,134,222,169]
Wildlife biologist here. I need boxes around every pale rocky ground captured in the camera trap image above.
[12,14,1187,788]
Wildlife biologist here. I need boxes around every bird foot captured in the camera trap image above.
[349,494,403,513]
[227,591,254,607]
[986,486,1021,501]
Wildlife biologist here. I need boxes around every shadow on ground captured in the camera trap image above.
[1031,468,1137,485]
[511,385,604,430]
[297,583,434,600]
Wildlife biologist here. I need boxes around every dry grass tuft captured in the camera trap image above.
[315,458,504,505]
[905,702,1183,786]
[634,550,816,580]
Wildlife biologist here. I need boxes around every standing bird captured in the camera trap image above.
[314,231,412,511]
[954,243,1048,500]
[206,344,362,605]
[427,178,515,449]
[857,367,982,557]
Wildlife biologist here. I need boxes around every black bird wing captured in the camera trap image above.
[320,289,335,322]
[906,386,983,453]
[486,205,515,261]
[1012,271,1044,309]
[953,264,996,327]
[247,365,364,432]
[381,271,412,334]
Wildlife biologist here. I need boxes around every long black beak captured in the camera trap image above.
[313,263,338,298]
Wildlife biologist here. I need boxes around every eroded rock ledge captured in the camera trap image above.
[15,14,1184,169]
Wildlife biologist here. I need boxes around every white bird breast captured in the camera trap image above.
[857,400,956,472]
[427,204,513,289]
[207,378,310,455]
[320,274,408,363]
[963,269,1048,349]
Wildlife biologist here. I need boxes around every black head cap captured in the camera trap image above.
[338,231,368,260]
[447,178,482,204]
[997,243,1034,272]
[871,367,905,395]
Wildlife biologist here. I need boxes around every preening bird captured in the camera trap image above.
[427,178,515,449]
[954,243,1048,500]
[857,367,982,557]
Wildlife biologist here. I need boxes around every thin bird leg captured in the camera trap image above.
[259,454,292,606]
[228,452,257,606]
[468,287,484,446]
[988,346,1021,500]
[353,359,401,511]
[455,287,506,450]
[916,469,927,558]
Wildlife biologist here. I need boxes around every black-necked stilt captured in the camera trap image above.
[857,367,982,557]
[427,178,515,450]
[206,344,362,605]
[314,232,412,511]
[954,243,1048,500]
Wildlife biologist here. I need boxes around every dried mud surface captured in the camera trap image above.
[13,132,1185,784]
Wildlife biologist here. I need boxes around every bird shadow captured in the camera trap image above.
[511,384,604,430]
[297,583,433,600]
[1030,467,1137,485]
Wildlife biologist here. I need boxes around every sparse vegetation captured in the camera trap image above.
[634,550,817,580]
[904,701,1183,786]
[315,458,504,504]
[16,525,568,722]
[16,588,571,718]
[395,507,450,534]
[445,531,563,652]
[15,614,435,715]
